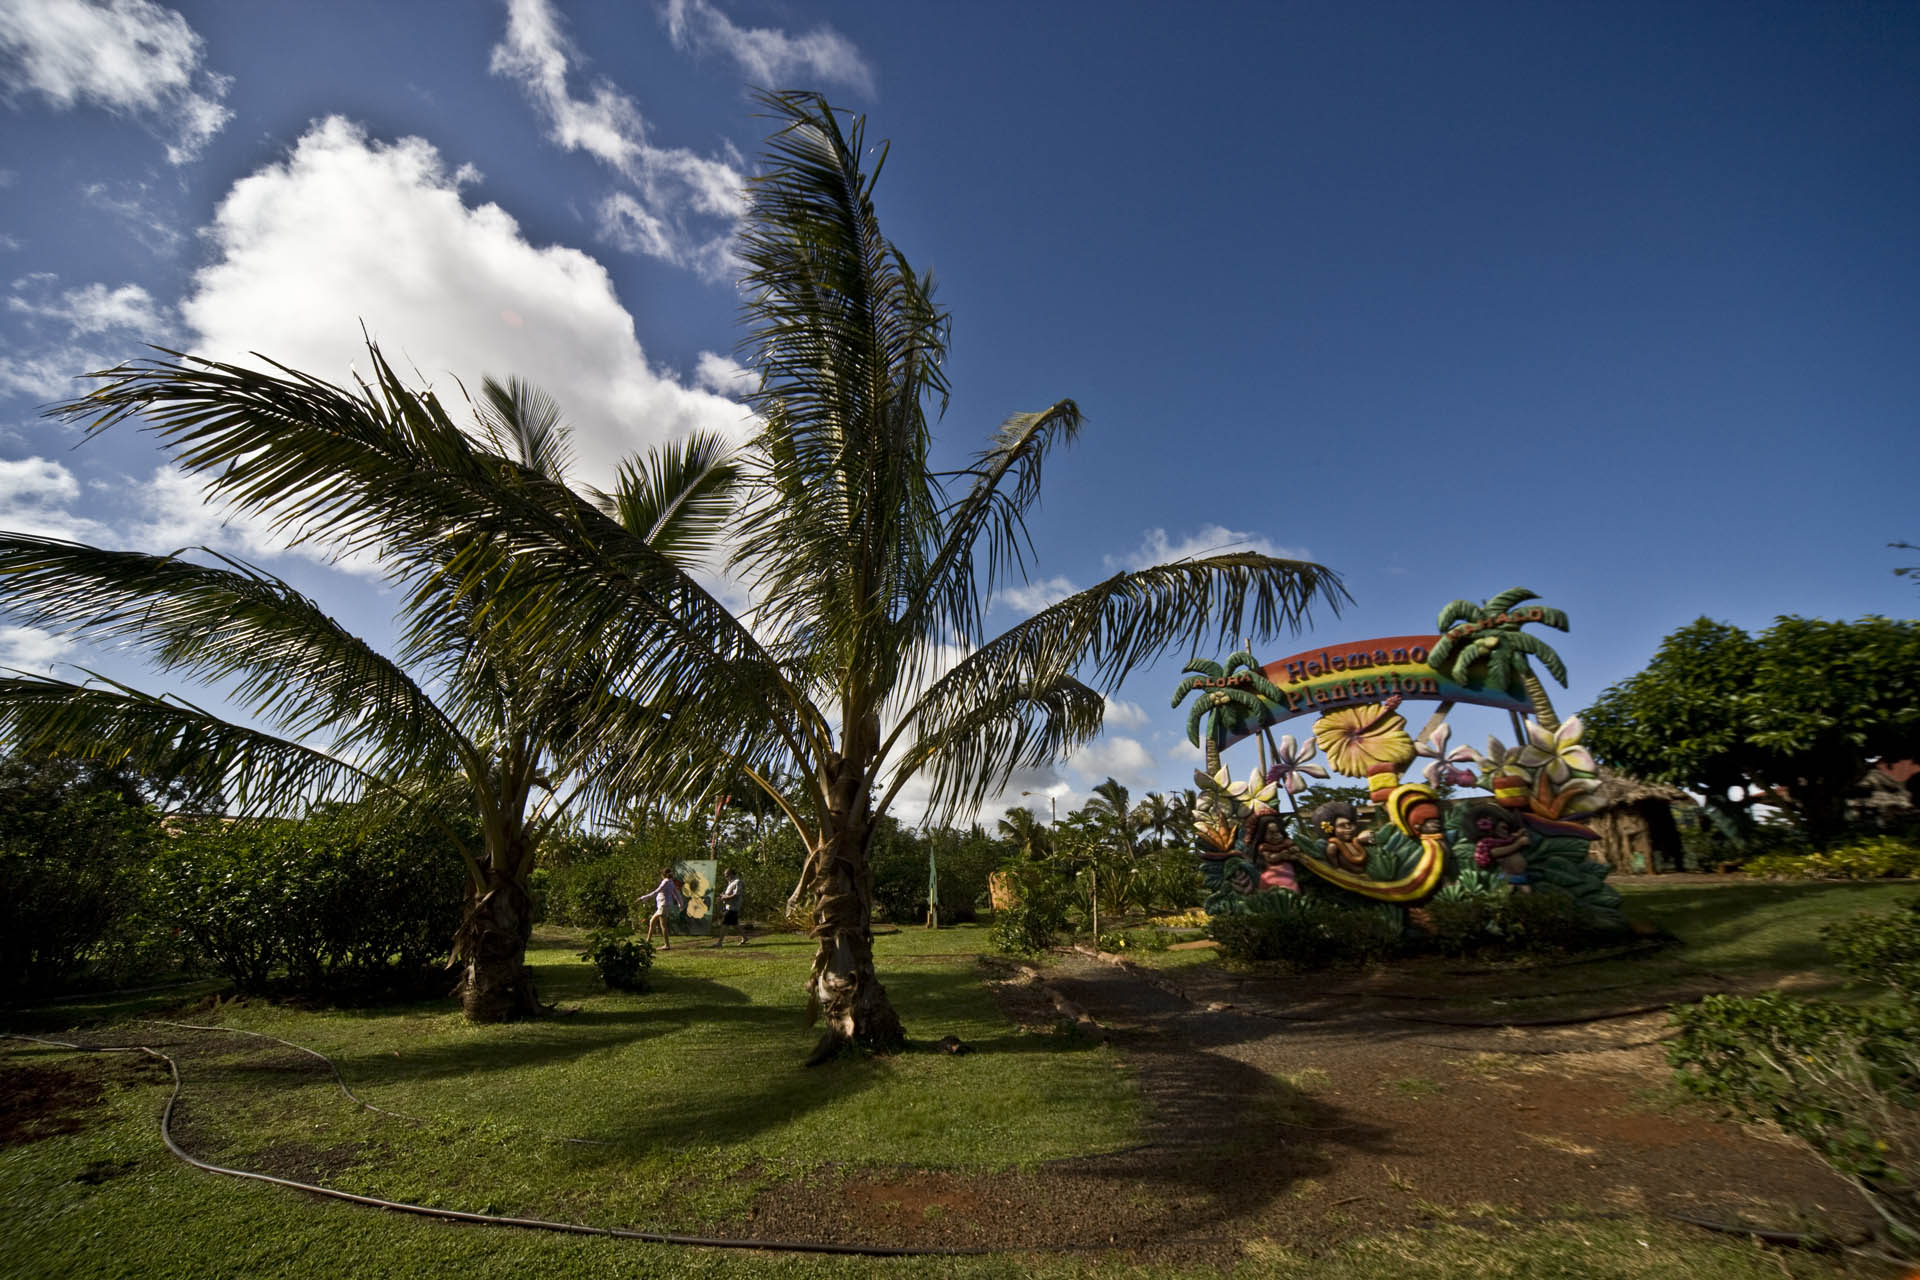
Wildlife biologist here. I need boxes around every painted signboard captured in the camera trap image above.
[670,859,716,936]
[1215,634,1533,747]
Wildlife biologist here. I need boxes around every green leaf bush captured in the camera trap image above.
[579,927,654,991]
[1208,894,1402,970]
[1669,897,1920,1256]
[151,805,466,997]
[1744,836,1920,881]
[988,862,1070,956]
[0,757,164,994]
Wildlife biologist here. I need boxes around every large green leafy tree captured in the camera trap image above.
[0,375,737,1021]
[1582,615,1920,847]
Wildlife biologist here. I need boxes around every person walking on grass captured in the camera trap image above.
[645,868,684,950]
[713,867,746,947]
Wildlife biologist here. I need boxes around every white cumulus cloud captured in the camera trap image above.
[662,0,874,97]
[992,574,1077,615]
[0,0,231,163]
[1109,523,1314,570]
[491,0,744,278]
[179,115,752,491]
[1067,735,1158,791]
[0,456,110,541]
[0,624,72,673]
[9,278,167,334]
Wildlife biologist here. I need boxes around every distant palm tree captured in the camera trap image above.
[1426,587,1571,730]
[1133,791,1178,849]
[996,804,1053,860]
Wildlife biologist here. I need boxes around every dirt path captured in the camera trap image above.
[753,953,1873,1254]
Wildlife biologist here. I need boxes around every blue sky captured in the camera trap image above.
[2,0,1916,820]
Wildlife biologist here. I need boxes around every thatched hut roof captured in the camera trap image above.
[1591,765,1694,811]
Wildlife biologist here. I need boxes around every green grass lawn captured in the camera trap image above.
[1,906,1889,1278]
[1614,878,1918,975]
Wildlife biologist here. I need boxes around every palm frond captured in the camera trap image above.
[1511,632,1569,686]
[1485,586,1540,613]
[596,429,741,570]
[1435,598,1482,631]
[0,674,398,822]
[885,553,1346,774]
[473,375,573,480]
[48,347,817,797]
[0,534,467,777]
[733,90,951,715]
[904,399,1084,658]
[879,672,1104,825]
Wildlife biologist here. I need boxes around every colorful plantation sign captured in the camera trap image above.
[1176,586,1624,930]
[1217,634,1532,744]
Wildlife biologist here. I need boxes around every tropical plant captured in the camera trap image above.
[2,374,737,1021]
[996,804,1054,861]
[1132,791,1179,848]
[1426,587,1571,730]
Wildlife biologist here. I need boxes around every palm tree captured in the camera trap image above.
[1132,790,1178,849]
[996,804,1053,860]
[1425,587,1571,731]
[32,94,1343,1061]
[0,380,737,1021]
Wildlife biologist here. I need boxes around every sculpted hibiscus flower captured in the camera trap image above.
[1312,702,1415,778]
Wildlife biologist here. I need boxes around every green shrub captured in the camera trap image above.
[152,804,466,997]
[0,755,164,994]
[1824,897,1920,1006]
[988,862,1070,957]
[1745,836,1920,881]
[541,856,632,927]
[579,928,654,991]
[1670,899,1920,1256]
[991,903,1062,956]
[1208,894,1402,970]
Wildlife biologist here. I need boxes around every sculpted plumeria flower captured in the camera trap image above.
[1413,724,1478,789]
[1240,765,1280,811]
[1264,734,1330,797]
[1473,735,1529,784]
[1517,715,1597,785]
[1313,702,1415,778]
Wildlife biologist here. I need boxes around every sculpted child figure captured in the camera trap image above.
[1308,800,1373,874]
[1466,803,1533,892]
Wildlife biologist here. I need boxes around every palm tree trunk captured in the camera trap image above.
[1204,731,1221,777]
[1520,667,1560,732]
[454,865,540,1022]
[805,756,906,1064]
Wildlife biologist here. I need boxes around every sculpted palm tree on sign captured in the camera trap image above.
[1425,587,1571,731]
[1172,648,1283,775]
[0,374,737,1021]
[23,94,1342,1060]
